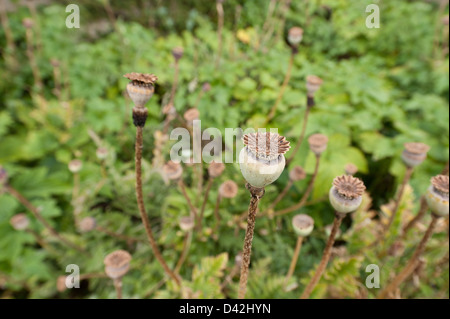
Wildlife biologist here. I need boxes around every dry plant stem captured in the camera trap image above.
[378,214,439,299]
[212,194,222,237]
[442,160,449,175]
[215,0,224,68]
[384,166,414,235]
[175,231,193,274]
[286,106,311,167]
[267,52,294,122]
[272,155,321,218]
[199,178,214,229]
[402,196,428,236]
[263,180,293,216]
[113,278,122,299]
[300,212,345,299]
[238,184,265,299]
[178,179,199,225]
[284,236,303,287]
[95,225,145,243]
[80,273,107,280]
[6,186,85,254]
[135,127,181,287]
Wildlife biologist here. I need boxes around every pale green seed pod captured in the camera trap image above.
[124,73,157,108]
[288,27,304,46]
[239,132,290,188]
[401,142,430,168]
[292,214,314,237]
[425,175,449,217]
[104,250,132,279]
[329,175,366,214]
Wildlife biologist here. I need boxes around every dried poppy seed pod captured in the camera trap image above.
[78,217,96,233]
[68,159,82,173]
[219,180,238,198]
[306,75,323,97]
[179,216,195,232]
[329,175,366,214]
[292,214,314,237]
[202,82,211,92]
[124,73,157,127]
[239,132,290,188]
[308,133,328,156]
[172,47,184,61]
[208,161,225,178]
[10,214,30,231]
[184,108,200,126]
[96,147,108,160]
[104,250,132,279]
[401,142,430,168]
[425,175,449,217]
[289,166,306,182]
[345,163,358,176]
[163,161,183,180]
[22,18,33,28]
[288,27,304,46]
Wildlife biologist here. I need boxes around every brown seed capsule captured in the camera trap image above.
[68,159,82,173]
[401,142,430,168]
[124,73,157,109]
[208,161,225,178]
[22,18,34,29]
[292,214,314,237]
[308,133,328,156]
[78,217,97,233]
[183,108,200,125]
[306,75,323,97]
[240,132,290,188]
[10,214,30,231]
[345,163,358,176]
[329,175,366,214]
[179,216,195,232]
[96,147,108,160]
[288,27,304,46]
[103,250,132,279]
[219,180,239,198]
[202,82,211,92]
[289,166,307,181]
[163,161,183,180]
[172,47,184,61]
[426,175,449,217]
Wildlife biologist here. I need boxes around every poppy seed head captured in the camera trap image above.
[103,250,132,279]
[289,166,306,181]
[163,161,183,180]
[431,175,449,198]
[219,180,239,198]
[243,132,290,161]
[333,175,366,199]
[308,133,328,155]
[208,161,225,178]
[10,214,29,231]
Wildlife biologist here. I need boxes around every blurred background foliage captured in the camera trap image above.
[0,0,448,298]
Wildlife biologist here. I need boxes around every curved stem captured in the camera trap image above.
[384,166,414,236]
[199,178,214,231]
[267,52,294,123]
[178,179,199,226]
[238,184,265,299]
[286,106,311,167]
[6,185,86,254]
[212,194,222,238]
[300,212,344,299]
[272,155,321,218]
[175,231,193,274]
[378,214,439,299]
[402,196,428,236]
[135,127,181,287]
[263,180,293,217]
[284,236,303,287]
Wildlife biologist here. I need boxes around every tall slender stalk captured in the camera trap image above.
[178,179,200,226]
[266,52,295,123]
[135,127,181,287]
[212,193,222,238]
[284,236,303,287]
[113,278,122,299]
[215,0,225,68]
[199,177,214,230]
[5,186,86,254]
[163,58,180,135]
[286,106,311,167]
[272,155,321,218]
[175,230,193,274]
[384,166,414,235]
[378,214,439,299]
[238,184,265,299]
[402,196,428,236]
[300,212,345,299]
